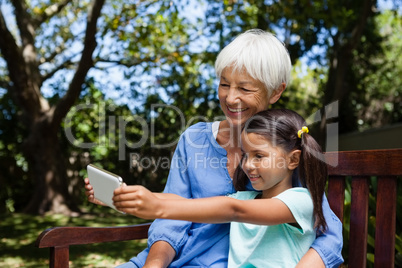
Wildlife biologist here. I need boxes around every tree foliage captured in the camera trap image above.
[0,0,107,214]
[0,0,211,214]
[354,10,402,130]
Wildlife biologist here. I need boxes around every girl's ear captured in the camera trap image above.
[268,83,286,104]
[288,150,301,170]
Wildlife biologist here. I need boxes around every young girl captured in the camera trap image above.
[113,108,328,267]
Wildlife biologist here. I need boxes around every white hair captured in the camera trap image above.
[215,29,292,96]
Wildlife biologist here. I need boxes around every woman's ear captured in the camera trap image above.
[268,83,286,104]
[288,150,301,170]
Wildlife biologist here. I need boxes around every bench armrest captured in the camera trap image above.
[35,223,151,268]
[35,222,151,248]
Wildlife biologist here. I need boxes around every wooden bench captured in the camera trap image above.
[35,149,402,268]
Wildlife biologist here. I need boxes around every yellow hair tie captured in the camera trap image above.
[297,126,309,138]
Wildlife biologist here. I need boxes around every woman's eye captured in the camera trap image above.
[240,87,251,92]
[255,154,263,159]
[220,83,229,87]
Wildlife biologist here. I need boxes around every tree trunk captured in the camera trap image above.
[317,45,356,149]
[22,116,80,215]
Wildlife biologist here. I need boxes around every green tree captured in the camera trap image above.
[0,0,201,214]
[354,10,402,130]
[0,0,106,214]
[0,91,30,213]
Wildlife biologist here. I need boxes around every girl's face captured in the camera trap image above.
[218,67,272,128]
[240,132,298,198]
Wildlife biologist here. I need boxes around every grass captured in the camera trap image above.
[0,209,150,268]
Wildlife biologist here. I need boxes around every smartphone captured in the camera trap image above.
[87,164,124,212]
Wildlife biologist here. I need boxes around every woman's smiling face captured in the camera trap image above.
[218,67,271,128]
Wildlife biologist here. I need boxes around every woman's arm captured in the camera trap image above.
[142,241,176,268]
[113,185,296,225]
[130,133,195,267]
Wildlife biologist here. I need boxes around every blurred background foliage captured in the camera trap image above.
[0,0,401,266]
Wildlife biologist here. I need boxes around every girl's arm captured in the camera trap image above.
[113,185,296,225]
[153,192,185,200]
[296,249,325,268]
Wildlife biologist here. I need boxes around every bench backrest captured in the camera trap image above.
[325,149,401,268]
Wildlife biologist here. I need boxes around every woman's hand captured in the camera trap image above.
[113,185,162,219]
[84,178,107,206]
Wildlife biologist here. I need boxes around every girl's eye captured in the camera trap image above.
[255,154,263,159]
[241,152,248,161]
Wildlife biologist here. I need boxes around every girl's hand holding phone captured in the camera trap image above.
[113,185,161,219]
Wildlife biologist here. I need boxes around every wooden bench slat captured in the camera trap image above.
[327,175,346,222]
[348,176,370,268]
[325,149,401,176]
[374,176,397,268]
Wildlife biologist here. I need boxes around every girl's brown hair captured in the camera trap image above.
[233,108,327,232]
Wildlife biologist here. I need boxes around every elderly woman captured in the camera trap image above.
[86,29,343,268]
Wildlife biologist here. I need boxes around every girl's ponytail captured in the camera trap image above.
[298,132,327,232]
